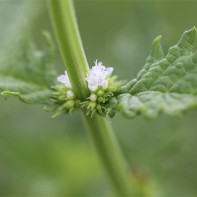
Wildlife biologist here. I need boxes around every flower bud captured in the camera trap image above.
[65,100,75,108]
[88,101,96,110]
[98,97,105,103]
[90,94,97,101]
[97,90,104,96]
[67,90,75,99]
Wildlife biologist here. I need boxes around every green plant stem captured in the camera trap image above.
[49,0,134,196]
[49,0,89,100]
[82,114,133,196]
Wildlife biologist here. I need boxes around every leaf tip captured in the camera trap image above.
[152,35,162,47]
[150,35,164,61]
[154,35,162,42]
[178,27,197,47]
[193,26,197,32]
[190,26,197,38]
[151,35,162,48]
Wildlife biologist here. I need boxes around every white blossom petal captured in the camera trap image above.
[98,78,104,86]
[57,75,66,83]
[85,60,114,91]
[88,84,98,92]
[106,67,113,75]
[57,71,72,88]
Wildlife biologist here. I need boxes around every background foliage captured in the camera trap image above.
[0,0,197,196]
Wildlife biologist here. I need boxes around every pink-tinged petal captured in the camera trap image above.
[101,71,109,78]
[57,70,72,88]
[98,61,104,66]
[102,80,108,89]
[106,67,113,75]
[65,81,72,89]
[98,78,104,86]
[100,66,106,71]
[92,66,101,72]
[87,60,114,90]
[57,75,66,83]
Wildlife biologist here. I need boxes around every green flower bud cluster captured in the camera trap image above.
[52,85,80,118]
[53,76,122,118]
[80,76,122,117]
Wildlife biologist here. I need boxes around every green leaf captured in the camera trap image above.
[0,29,56,105]
[117,27,197,118]
[117,35,164,95]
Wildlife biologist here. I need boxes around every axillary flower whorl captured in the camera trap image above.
[53,60,121,117]
[81,60,121,117]
[52,71,80,117]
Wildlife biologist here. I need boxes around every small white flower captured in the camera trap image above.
[85,60,113,92]
[67,90,74,99]
[57,71,72,88]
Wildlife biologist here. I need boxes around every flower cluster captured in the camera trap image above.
[85,60,113,91]
[52,71,79,118]
[81,60,122,117]
[54,60,121,118]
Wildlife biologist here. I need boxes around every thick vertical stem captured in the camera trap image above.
[49,0,134,196]
[82,114,133,196]
[49,0,89,100]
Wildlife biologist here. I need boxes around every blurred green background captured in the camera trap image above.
[0,0,197,196]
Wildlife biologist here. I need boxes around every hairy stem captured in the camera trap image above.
[49,0,136,196]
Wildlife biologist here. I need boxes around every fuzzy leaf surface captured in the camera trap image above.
[117,27,197,118]
[0,30,56,104]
